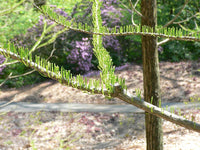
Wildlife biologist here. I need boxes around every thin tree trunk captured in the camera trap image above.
[141,0,163,150]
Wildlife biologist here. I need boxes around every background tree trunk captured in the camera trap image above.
[141,0,163,150]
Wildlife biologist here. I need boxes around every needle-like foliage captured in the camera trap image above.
[40,4,200,42]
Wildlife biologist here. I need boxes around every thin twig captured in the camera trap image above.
[173,12,199,24]
[128,0,143,17]
[157,38,170,46]
[29,18,47,54]
[0,60,19,67]
[8,70,35,79]
[163,0,189,28]
[178,23,200,33]
[46,42,56,61]
[0,73,12,87]
[134,0,140,8]
[119,1,131,12]
[129,0,140,26]
[37,26,68,49]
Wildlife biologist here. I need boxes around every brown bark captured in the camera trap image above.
[141,0,163,150]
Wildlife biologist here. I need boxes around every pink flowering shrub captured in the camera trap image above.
[10,0,130,74]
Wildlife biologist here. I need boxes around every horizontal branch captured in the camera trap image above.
[1,47,200,133]
[114,86,200,133]
[0,48,112,96]
[39,6,200,42]
[54,22,200,42]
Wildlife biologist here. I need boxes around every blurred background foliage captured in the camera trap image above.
[0,0,199,87]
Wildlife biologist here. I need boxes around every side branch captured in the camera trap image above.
[39,6,200,42]
[1,47,200,133]
[163,0,189,28]
[0,48,114,96]
[128,0,143,18]
[115,87,200,133]
[173,12,200,24]
[157,38,170,46]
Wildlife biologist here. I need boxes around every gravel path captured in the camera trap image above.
[0,101,200,113]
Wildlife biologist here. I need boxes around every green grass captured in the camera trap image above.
[0,0,40,44]
[47,0,82,14]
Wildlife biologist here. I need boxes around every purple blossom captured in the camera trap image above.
[53,8,71,19]
[0,55,6,74]
[100,0,119,5]
[103,36,121,53]
[66,37,93,72]
[100,0,123,27]
[60,0,125,73]
[158,46,164,53]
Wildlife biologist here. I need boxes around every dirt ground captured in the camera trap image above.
[0,61,200,150]
[0,109,200,150]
